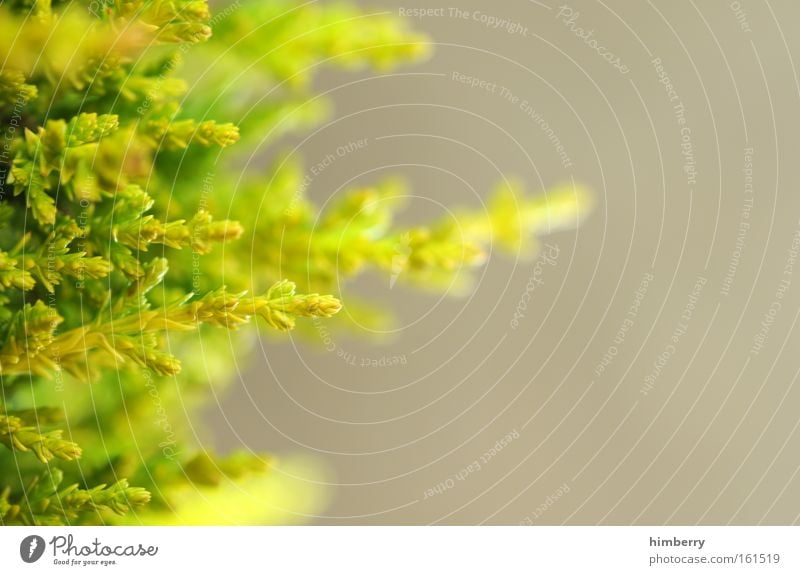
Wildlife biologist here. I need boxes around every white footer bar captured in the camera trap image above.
[1,526,796,574]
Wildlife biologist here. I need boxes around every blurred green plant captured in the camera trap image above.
[0,0,590,525]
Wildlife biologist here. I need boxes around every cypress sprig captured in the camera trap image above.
[0,414,82,463]
[0,69,37,109]
[141,119,240,149]
[0,250,34,290]
[1,469,151,525]
[0,280,341,377]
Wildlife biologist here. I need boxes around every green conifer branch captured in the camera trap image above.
[0,281,340,377]
[0,413,82,463]
[140,119,240,150]
[0,69,38,110]
[1,469,150,526]
[0,250,35,291]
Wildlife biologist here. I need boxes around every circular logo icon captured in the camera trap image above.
[20,535,46,563]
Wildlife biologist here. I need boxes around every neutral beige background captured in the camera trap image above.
[205,0,800,524]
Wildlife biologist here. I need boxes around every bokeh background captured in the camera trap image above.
[203,0,800,524]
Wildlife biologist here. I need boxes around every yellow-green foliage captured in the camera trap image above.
[0,0,590,525]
